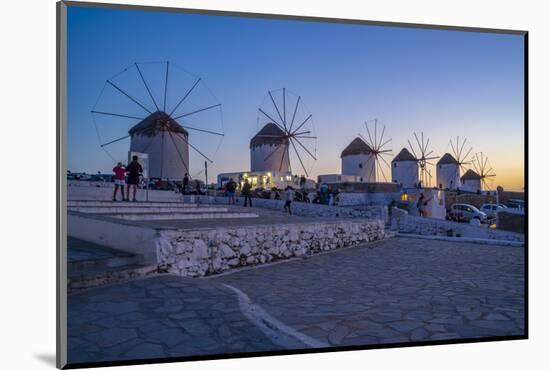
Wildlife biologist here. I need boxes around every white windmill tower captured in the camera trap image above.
[92,61,224,182]
[252,88,317,177]
[391,148,418,188]
[436,136,473,190]
[341,120,393,182]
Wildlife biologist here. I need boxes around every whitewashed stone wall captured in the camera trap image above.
[184,195,388,221]
[393,213,524,242]
[156,220,386,277]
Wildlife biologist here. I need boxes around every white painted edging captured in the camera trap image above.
[396,233,524,247]
[223,284,329,349]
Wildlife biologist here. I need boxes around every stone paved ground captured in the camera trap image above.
[68,275,285,364]
[68,237,524,365]
[214,238,525,346]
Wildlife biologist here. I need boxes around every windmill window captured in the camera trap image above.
[393,163,397,168]
[358,164,363,168]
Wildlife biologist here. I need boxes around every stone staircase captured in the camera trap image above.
[68,237,157,292]
[67,200,259,221]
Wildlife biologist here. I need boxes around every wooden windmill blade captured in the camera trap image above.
[255,88,317,177]
[409,131,439,188]
[363,119,393,183]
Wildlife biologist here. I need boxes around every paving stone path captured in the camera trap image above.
[68,237,524,365]
[214,238,525,346]
[68,275,284,364]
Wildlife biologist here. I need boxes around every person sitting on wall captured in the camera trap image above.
[241,179,253,207]
[112,162,126,202]
[125,156,142,202]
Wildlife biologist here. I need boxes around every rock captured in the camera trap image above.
[240,244,252,256]
[192,239,208,260]
[227,258,239,267]
[219,243,236,258]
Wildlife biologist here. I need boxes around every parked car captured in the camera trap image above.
[447,203,487,223]
[504,199,525,213]
[479,203,508,219]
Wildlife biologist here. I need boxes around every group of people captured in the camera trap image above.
[223,178,253,207]
[222,177,298,215]
[111,156,143,202]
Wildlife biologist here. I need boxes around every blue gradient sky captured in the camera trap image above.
[67,6,525,190]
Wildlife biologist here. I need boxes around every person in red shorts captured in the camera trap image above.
[112,162,126,201]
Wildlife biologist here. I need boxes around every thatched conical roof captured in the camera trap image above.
[250,123,287,148]
[340,137,372,158]
[392,148,417,162]
[128,111,188,137]
[461,169,481,180]
[437,153,459,165]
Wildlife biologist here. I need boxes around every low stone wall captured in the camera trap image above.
[392,213,524,243]
[497,211,525,234]
[156,220,386,277]
[184,195,387,221]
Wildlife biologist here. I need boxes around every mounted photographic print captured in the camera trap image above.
[57,1,527,368]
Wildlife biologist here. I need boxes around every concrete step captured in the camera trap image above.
[68,264,158,292]
[109,212,260,221]
[68,206,228,214]
[67,200,196,208]
[67,237,158,292]
[68,237,141,276]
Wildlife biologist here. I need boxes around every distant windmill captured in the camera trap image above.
[449,136,473,176]
[472,152,496,190]
[357,119,393,182]
[407,132,439,187]
[253,88,317,177]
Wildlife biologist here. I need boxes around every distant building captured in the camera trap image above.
[250,123,290,173]
[391,148,418,188]
[129,111,189,180]
[340,137,376,182]
[460,169,482,192]
[217,171,299,190]
[436,153,460,190]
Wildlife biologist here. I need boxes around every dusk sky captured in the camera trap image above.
[67,5,525,191]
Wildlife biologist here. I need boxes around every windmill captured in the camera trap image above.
[91,61,224,182]
[407,132,439,187]
[252,88,317,177]
[357,119,393,182]
[449,136,473,177]
[472,152,496,190]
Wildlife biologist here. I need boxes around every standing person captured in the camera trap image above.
[225,178,236,205]
[299,175,306,189]
[241,179,252,207]
[182,173,189,194]
[417,193,426,217]
[125,155,143,202]
[112,162,126,201]
[284,186,294,215]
